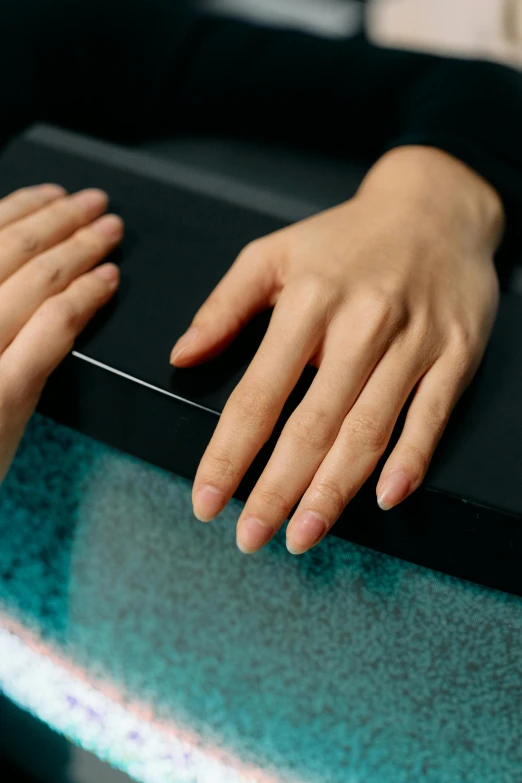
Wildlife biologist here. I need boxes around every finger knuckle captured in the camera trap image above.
[341,407,389,453]
[288,405,336,451]
[7,226,42,256]
[40,296,81,333]
[423,397,451,435]
[203,449,242,485]
[232,381,275,430]
[359,288,408,334]
[314,478,347,517]
[35,256,65,289]
[255,486,292,516]
[293,273,330,311]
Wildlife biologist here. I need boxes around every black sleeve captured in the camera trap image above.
[160,18,522,284]
[1,1,521,282]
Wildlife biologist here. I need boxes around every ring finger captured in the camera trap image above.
[235,308,400,553]
[285,338,436,554]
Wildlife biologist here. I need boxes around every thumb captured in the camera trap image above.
[170,239,279,366]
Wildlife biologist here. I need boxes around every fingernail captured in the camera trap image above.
[39,183,67,198]
[72,188,108,213]
[194,484,225,522]
[377,471,410,510]
[94,263,120,288]
[287,511,327,555]
[171,327,199,363]
[237,515,274,554]
[92,214,124,238]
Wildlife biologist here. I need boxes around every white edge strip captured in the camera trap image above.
[0,626,283,783]
[72,352,220,417]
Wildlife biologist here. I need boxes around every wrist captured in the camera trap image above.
[357,145,506,256]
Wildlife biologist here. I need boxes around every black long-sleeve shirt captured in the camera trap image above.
[1,0,522,283]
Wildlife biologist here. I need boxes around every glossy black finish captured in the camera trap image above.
[1,124,522,596]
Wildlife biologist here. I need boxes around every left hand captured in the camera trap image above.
[170,146,504,555]
[0,184,123,485]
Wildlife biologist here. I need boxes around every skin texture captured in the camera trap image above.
[170,145,505,556]
[0,183,123,482]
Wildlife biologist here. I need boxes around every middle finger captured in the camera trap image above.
[285,339,433,555]
[235,307,398,553]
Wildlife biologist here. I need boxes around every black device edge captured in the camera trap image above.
[38,354,522,598]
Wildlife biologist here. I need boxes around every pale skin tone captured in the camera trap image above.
[0,146,504,560]
[0,183,123,483]
[170,145,505,556]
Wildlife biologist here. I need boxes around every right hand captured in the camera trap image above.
[0,183,124,483]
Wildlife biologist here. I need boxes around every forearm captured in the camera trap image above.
[377,52,522,285]
[358,145,506,261]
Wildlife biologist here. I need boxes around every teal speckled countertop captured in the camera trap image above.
[1,415,522,783]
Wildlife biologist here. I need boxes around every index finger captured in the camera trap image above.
[192,280,327,522]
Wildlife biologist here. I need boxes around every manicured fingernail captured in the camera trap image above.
[94,263,120,287]
[377,471,410,510]
[287,511,327,555]
[237,515,274,554]
[171,327,199,363]
[92,214,124,238]
[72,188,108,213]
[39,183,67,198]
[194,484,225,522]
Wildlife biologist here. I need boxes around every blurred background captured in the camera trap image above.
[206,0,522,66]
[1,3,521,783]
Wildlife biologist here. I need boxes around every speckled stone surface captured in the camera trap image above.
[1,414,522,782]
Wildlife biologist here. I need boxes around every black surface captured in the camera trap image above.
[1,758,40,783]
[2,761,37,782]
[0,694,135,783]
[0,695,69,783]
[0,136,285,407]
[1,125,522,596]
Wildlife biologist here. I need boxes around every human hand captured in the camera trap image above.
[0,183,123,483]
[170,146,504,555]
